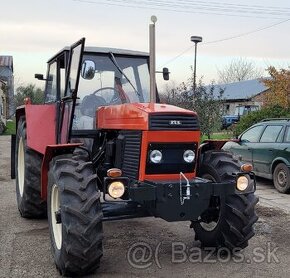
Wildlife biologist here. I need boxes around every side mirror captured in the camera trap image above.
[35,74,45,80]
[162,67,170,81]
[81,60,96,80]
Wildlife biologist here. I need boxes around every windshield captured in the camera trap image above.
[74,53,150,130]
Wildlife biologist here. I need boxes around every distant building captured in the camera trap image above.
[0,80,6,123]
[210,79,269,115]
[0,55,14,118]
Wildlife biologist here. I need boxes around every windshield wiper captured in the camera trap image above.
[109,52,140,97]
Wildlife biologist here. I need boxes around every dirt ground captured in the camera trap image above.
[1,135,290,277]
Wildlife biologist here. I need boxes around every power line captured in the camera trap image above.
[70,0,290,66]
[161,18,290,67]
[72,0,290,19]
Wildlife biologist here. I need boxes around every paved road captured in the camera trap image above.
[1,135,290,277]
[256,178,290,213]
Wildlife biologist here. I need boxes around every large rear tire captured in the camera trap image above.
[48,153,103,276]
[15,117,47,218]
[192,150,258,250]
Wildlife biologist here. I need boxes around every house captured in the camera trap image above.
[211,79,269,115]
[0,80,6,133]
[0,55,14,118]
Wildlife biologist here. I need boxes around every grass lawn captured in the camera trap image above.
[2,121,16,135]
[201,131,234,142]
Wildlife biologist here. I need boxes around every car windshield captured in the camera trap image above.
[74,53,150,130]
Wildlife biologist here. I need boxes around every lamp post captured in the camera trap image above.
[190,36,202,93]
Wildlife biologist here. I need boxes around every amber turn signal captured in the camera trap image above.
[240,163,253,172]
[107,168,122,178]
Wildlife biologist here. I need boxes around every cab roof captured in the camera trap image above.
[47,46,149,63]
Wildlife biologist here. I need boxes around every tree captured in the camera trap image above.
[159,81,182,106]
[15,84,44,107]
[234,105,290,136]
[262,66,290,108]
[160,72,224,139]
[217,58,263,84]
[191,80,224,139]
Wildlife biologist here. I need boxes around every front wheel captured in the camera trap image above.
[192,150,258,250]
[273,163,290,193]
[48,154,103,276]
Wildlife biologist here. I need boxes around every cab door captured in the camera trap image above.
[59,38,85,144]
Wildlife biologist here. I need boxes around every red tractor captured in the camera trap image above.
[11,33,258,276]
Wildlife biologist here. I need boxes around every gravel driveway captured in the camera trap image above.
[1,135,289,277]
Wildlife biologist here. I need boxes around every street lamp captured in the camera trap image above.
[190,36,202,93]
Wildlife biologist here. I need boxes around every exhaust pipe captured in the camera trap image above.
[149,15,157,103]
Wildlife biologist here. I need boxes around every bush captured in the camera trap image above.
[234,105,290,136]
[0,120,6,135]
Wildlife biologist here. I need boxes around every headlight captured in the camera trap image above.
[236,176,249,191]
[108,181,125,198]
[150,150,162,163]
[183,150,195,163]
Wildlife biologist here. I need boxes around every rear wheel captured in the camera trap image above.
[48,153,103,276]
[273,163,290,193]
[192,150,258,250]
[15,117,47,218]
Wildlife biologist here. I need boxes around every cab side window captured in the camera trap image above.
[45,61,57,103]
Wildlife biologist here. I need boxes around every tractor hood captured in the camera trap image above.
[97,103,199,131]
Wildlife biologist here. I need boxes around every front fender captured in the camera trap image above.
[41,143,82,199]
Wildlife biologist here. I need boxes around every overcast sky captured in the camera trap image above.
[1,0,290,90]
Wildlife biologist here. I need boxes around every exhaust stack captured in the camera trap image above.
[149,15,157,103]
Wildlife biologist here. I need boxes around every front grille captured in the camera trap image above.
[149,114,200,130]
[120,131,141,179]
[146,143,197,175]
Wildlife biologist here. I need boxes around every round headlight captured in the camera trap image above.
[183,150,195,163]
[150,150,162,163]
[236,176,249,191]
[108,181,125,198]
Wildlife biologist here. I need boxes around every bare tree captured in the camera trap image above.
[159,81,181,106]
[217,58,263,84]
[159,72,224,138]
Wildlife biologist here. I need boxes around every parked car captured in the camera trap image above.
[223,118,290,193]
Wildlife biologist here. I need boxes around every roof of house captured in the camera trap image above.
[210,78,268,101]
[0,56,13,71]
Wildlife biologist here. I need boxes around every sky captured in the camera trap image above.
[1,0,290,91]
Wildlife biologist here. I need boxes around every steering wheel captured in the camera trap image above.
[93,87,122,104]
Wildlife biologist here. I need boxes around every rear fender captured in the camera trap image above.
[271,157,290,174]
[15,104,57,155]
[41,143,82,199]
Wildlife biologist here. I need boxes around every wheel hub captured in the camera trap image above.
[17,137,25,197]
[51,184,62,250]
[277,169,287,187]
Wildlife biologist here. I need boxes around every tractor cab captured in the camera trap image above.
[75,48,151,130]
